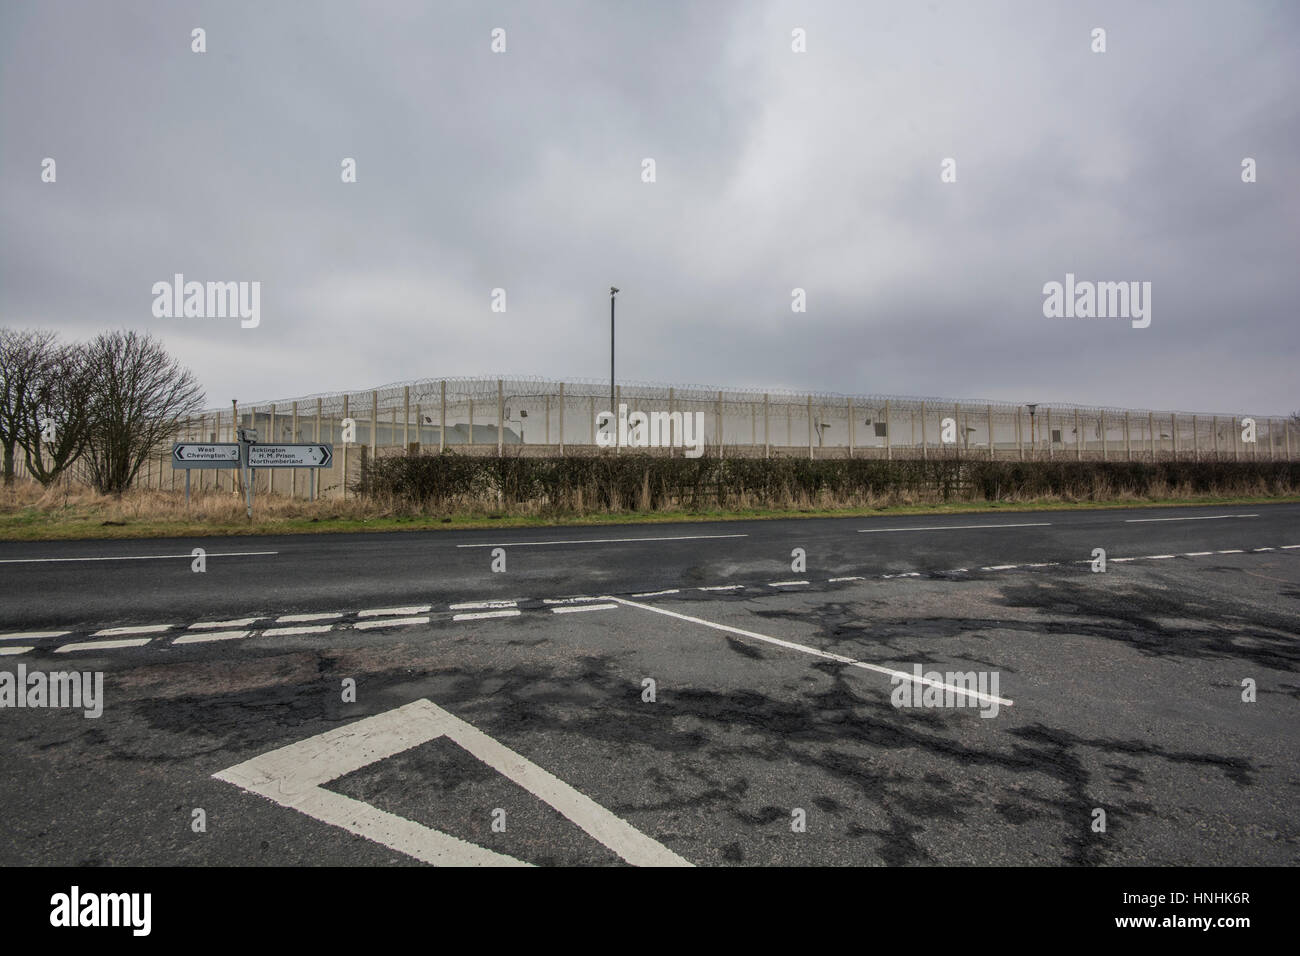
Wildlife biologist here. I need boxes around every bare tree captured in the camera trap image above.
[0,328,59,486]
[19,341,97,487]
[83,330,205,494]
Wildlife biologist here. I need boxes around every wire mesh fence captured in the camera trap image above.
[23,375,1288,496]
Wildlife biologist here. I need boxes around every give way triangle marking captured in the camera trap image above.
[214,698,691,867]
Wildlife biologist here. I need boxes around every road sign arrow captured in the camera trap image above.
[174,445,186,461]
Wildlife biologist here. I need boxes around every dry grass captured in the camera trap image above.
[3,478,1297,541]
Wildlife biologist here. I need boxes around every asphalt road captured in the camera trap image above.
[1,503,1297,866]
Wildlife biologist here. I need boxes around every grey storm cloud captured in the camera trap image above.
[1,0,1297,414]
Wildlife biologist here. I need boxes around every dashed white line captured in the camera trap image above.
[631,589,680,597]
[0,646,34,656]
[609,597,1012,708]
[1124,514,1257,523]
[698,585,744,592]
[354,616,431,630]
[981,565,1019,571]
[261,625,335,637]
[1216,550,1245,554]
[767,580,810,588]
[276,613,343,623]
[828,576,865,582]
[92,624,172,636]
[453,609,521,622]
[1145,555,1177,560]
[456,534,747,548]
[0,630,70,641]
[56,638,152,653]
[448,600,519,611]
[542,597,600,605]
[357,606,432,618]
[190,618,260,630]
[1183,552,1213,557]
[858,523,1050,533]
[173,630,251,645]
[0,551,277,564]
[551,603,618,615]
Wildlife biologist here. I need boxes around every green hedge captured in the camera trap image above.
[359,452,1299,511]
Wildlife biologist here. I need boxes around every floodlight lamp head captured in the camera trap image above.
[610,286,620,296]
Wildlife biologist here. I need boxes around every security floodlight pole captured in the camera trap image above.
[1026,403,1039,455]
[610,286,619,448]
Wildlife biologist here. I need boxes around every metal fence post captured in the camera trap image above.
[341,394,349,499]
[469,398,474,447]
[717,390,724,456]
[558,382,565,455]
[403,386,410,452]
[848,398,855,458]
[439,381,446,452]
[1148,411,1155,461]
[498,379,504,457]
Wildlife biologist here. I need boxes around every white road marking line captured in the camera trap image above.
[698,585,744,592]
[631,589,679,597]
[214,698,690,867]
[551,603,618,615]
[453,609,521,622]
[981,565,1019,571]
[354,616,431,630]
[456,533,747,548]
[56,638,152,653]
[1183,552,1213,557]
[1252,547,1275,552]
[882,572,922,578]
[0,551,277,564]
[610,597,1012,708]
[0,646,33,655]
[189,618,260,630]
[357,606,432,617]
[1110,557,1136,562]
[542,597,600,605]
[1283,545,1300,549]
[1024,563,1060,568]
[858,523,1050,533]
[261,625,335,637]
[448,600,519,610]
[0,630,70,641]
[1124,514,1257,523]
[828,576,865,582]
[943,569,970,573]
[173,630,250,645]
[92,624,172,636]
[276,613,343,623]
[767,580,809,587]
[1217,550,1245,554]
[1144,554,1177,560]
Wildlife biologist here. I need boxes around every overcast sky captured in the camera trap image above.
[2,0,1297,414]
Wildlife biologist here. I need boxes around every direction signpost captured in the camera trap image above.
[171,440,334,513]
[172,443,241,508]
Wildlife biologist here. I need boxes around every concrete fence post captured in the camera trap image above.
[370,391,378,459]
[403,386,410,452]
[886,400,893,460]
[1074,408,1081,460]
[1101,412,1107,461]
[558,382,565,455]
[1148,411,1155,461]
[921,400,928,461]
[848,398,855,458]
[717,390,724,456]
[1015,407,1022,461]
[668,387,675,457]
[763,393,770,459]
[590,396,595,446]
[807,394,814,460]
[497,379,504,457]
[440,381,446,452]
[341,394,349,500]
